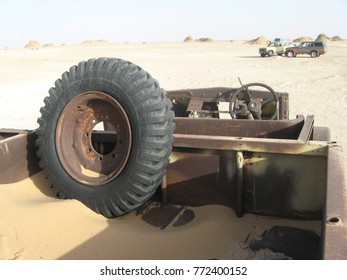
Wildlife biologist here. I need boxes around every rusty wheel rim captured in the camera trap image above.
[56,91,132,186]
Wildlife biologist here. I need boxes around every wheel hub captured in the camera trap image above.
[56,91,132,186]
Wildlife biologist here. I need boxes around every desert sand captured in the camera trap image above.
[0,40,346,259]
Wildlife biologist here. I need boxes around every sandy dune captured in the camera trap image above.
[0,41,346,259]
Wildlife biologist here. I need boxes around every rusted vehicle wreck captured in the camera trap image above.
[0,58,346,259]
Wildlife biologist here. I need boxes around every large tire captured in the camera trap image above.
[36,58,174,218]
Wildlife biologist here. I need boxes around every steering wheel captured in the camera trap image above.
[229,83,279,120]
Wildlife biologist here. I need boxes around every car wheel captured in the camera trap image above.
[286,51,294,57]
[310,51,318,58]
[36,58,175,218]
[268,50,274,56]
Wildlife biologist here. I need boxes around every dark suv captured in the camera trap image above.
[285,41,327,58]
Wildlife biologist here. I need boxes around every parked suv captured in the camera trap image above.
[259,41,295,57]
[285,41,327,58]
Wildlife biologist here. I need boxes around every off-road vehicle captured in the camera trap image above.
[0,57,346,259]
[259,41,295,57]
[285,41,327,58]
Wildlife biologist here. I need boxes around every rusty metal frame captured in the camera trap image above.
[169,125,346,259]
[0,87,346,259]
[165,87,346,259]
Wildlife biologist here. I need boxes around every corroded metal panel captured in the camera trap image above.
[0,129,40,183]
[322,145,347,259]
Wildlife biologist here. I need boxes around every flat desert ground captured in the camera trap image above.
[0,41,346,259]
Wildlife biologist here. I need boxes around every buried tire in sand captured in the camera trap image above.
[36,58,175,218]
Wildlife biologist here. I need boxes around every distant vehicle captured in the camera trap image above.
[259,41,295,57]
[285,41,327,58]
[274,38,284,42]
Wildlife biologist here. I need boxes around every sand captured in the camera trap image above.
[0,41,346,259]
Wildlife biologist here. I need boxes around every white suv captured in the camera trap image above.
[259,41,295,57]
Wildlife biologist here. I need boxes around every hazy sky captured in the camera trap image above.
[1,0,346,48]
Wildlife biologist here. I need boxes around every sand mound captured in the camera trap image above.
[294,34,343,43]
[183,36,213,43]
[24,40,40,49]
[244,36,270,45]
[197,37,213,43]
[315,34,330,42]
[293,36,314,43]
[183,36,194,42]
[81,39,108,45]
[331,35,343,41]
